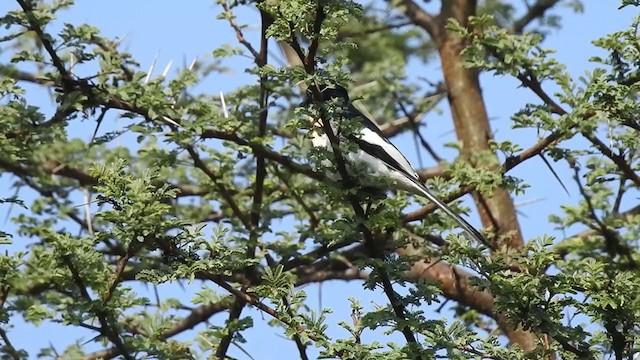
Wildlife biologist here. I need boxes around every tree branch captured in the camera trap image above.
[214,301,245,359]
[0,328,22,360]
[220,0,260,59]
[0,64,55,86]
[404,129,561,222]
[289,6,422,349]
[583,133,640,187]
[511,0,562,34]
[416,165,448,181]
[400,246,541,347]
[184,145,251,228]
[62,255,132,360]
[396,0,440,40]
[84,299,233,360]
[15,0,72,85]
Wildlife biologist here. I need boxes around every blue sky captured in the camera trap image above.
[0,0,637,359]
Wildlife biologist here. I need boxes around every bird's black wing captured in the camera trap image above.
[344,105,420,181]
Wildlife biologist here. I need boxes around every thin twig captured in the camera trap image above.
[394,94,443,163]
[572,166,637,267]
[214,301,245,358]
[583,134,640,187]
[62,255,132,359]
[273,166,320,228]
[511,0,562,34]
[0,327,21,360]
[404,130,561,222]
[15,0,72,85]
[185,146,251,228]
[220,0,260,59]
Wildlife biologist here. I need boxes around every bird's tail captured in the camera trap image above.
[411,181,493,249]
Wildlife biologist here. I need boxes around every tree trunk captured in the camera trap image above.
[437,31,524,250]
[432,0,535,350]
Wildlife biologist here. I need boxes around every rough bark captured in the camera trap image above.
[399,246,538,351]
[396,0,542,351]
[436,20,524,250]
[434,0,532,348]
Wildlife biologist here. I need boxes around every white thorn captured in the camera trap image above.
[68,52,76,75]
[145,51,160,84]
[188,57,198,71]
[83,189,94,236]
[162,115,182,128]
[220,91,229,118]
[162,60,173,78]
[115,32,131,47]
[515,197,545,208]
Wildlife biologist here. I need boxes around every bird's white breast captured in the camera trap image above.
[310,131,424,195]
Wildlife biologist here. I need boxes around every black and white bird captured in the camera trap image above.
[303,84,491,248]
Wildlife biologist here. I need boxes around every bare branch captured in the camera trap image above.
[0,64,55,86]
[0,328,22,360]
[396,0,440,40]
[215,301,245,359]
[511,0,562,34]
[583,134,640,187]
[220,0,260,59]
[15,0,72,85]
[62,255,132,360]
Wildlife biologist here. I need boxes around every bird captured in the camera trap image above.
[302,84,491,249]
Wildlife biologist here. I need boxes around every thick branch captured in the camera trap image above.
[214,301,245,359]
[396,0,440,40]
[400,247,540,349]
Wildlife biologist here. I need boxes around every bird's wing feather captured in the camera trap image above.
[347,107,419,181]
[410,183,492,249]
[345,106,492,249]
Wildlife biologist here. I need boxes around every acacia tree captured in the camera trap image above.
[1,0,639,359]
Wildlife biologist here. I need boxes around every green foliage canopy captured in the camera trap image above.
[0,0,639,359]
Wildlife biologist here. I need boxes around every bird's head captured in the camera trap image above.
[300,84,350,107]
[299,84,352,130]
[315,84,350,101]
